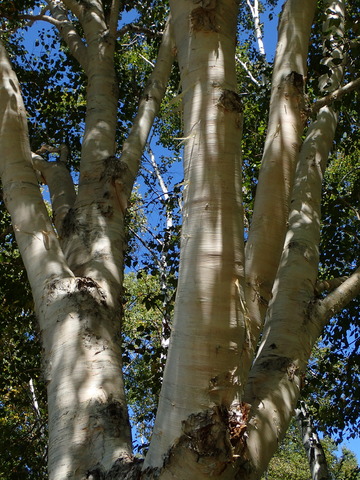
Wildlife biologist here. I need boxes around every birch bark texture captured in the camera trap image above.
[144,1,247,475]
[1,0,360,479]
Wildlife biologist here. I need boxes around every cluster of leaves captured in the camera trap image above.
[122,272,172,452]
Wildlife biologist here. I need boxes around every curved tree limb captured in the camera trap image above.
[0,40,73,299]
[311,266,360,327]
[45,1,89,72]
[315,276,348,295]
[244,0,316,380]
[117,23,163,38]
[31,145,76,235]
[57,0,85,21]
[312,77,360,114]
[119,17,175,196]
[108,0,121,39]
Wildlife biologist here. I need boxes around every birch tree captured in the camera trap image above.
[0,0,360,479]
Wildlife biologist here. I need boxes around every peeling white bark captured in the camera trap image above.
[144,1,246,475]
[1,31,132,480]
[242,2,346,478]
[244,0,316,389]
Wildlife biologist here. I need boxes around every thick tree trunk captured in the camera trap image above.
[3,0,360,479]
[244,0,317,364]
[144,0,248,477]
[0,40,133,480]
[241,1,345,478]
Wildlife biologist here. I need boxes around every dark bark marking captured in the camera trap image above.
[217,90,243,113]
[75,276,108,306]
[193,0,217,8]
[259,355,299,381]
[191,6,218,32]
[180,406,233,468]
[61,206,76,237]
[258,355,292,372]
[105,455,143,480]
[100,156,129,214]
[102,398,128,438]
[288,240,314,262]
[286,71,304,93]
[85,465,105,480]
[100,156,128,183]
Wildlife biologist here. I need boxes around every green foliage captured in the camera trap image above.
[262,420,360,480]
[122,272,168,452]
[0,200,47,478]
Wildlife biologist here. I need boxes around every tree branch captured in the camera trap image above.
[244,0,316,361]
[312,77,360,114]
[235,55,260,86]
[0,40,73,296]
[45,1,88,72]
[15,13,62,28]
[31,145,76,235]
[295,401,331,480]
[315,276,348,295]
[246,0,266,58]
[119,17,175,191]
[117,23,162,38]
[108,0,121,39]
[312,266,360,327]
[57,0,85,21]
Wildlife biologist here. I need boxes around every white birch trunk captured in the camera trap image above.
[144,0,247,476]
[244,0,316,371]
[0,39,133,480]
[241,1,345,478]
[1,0,177,474]
[3,1,360,479]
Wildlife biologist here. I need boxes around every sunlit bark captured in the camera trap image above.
[244,0,316,367]
[242,1,346,478]
[0,39,132,480]
[144,0,246,476]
